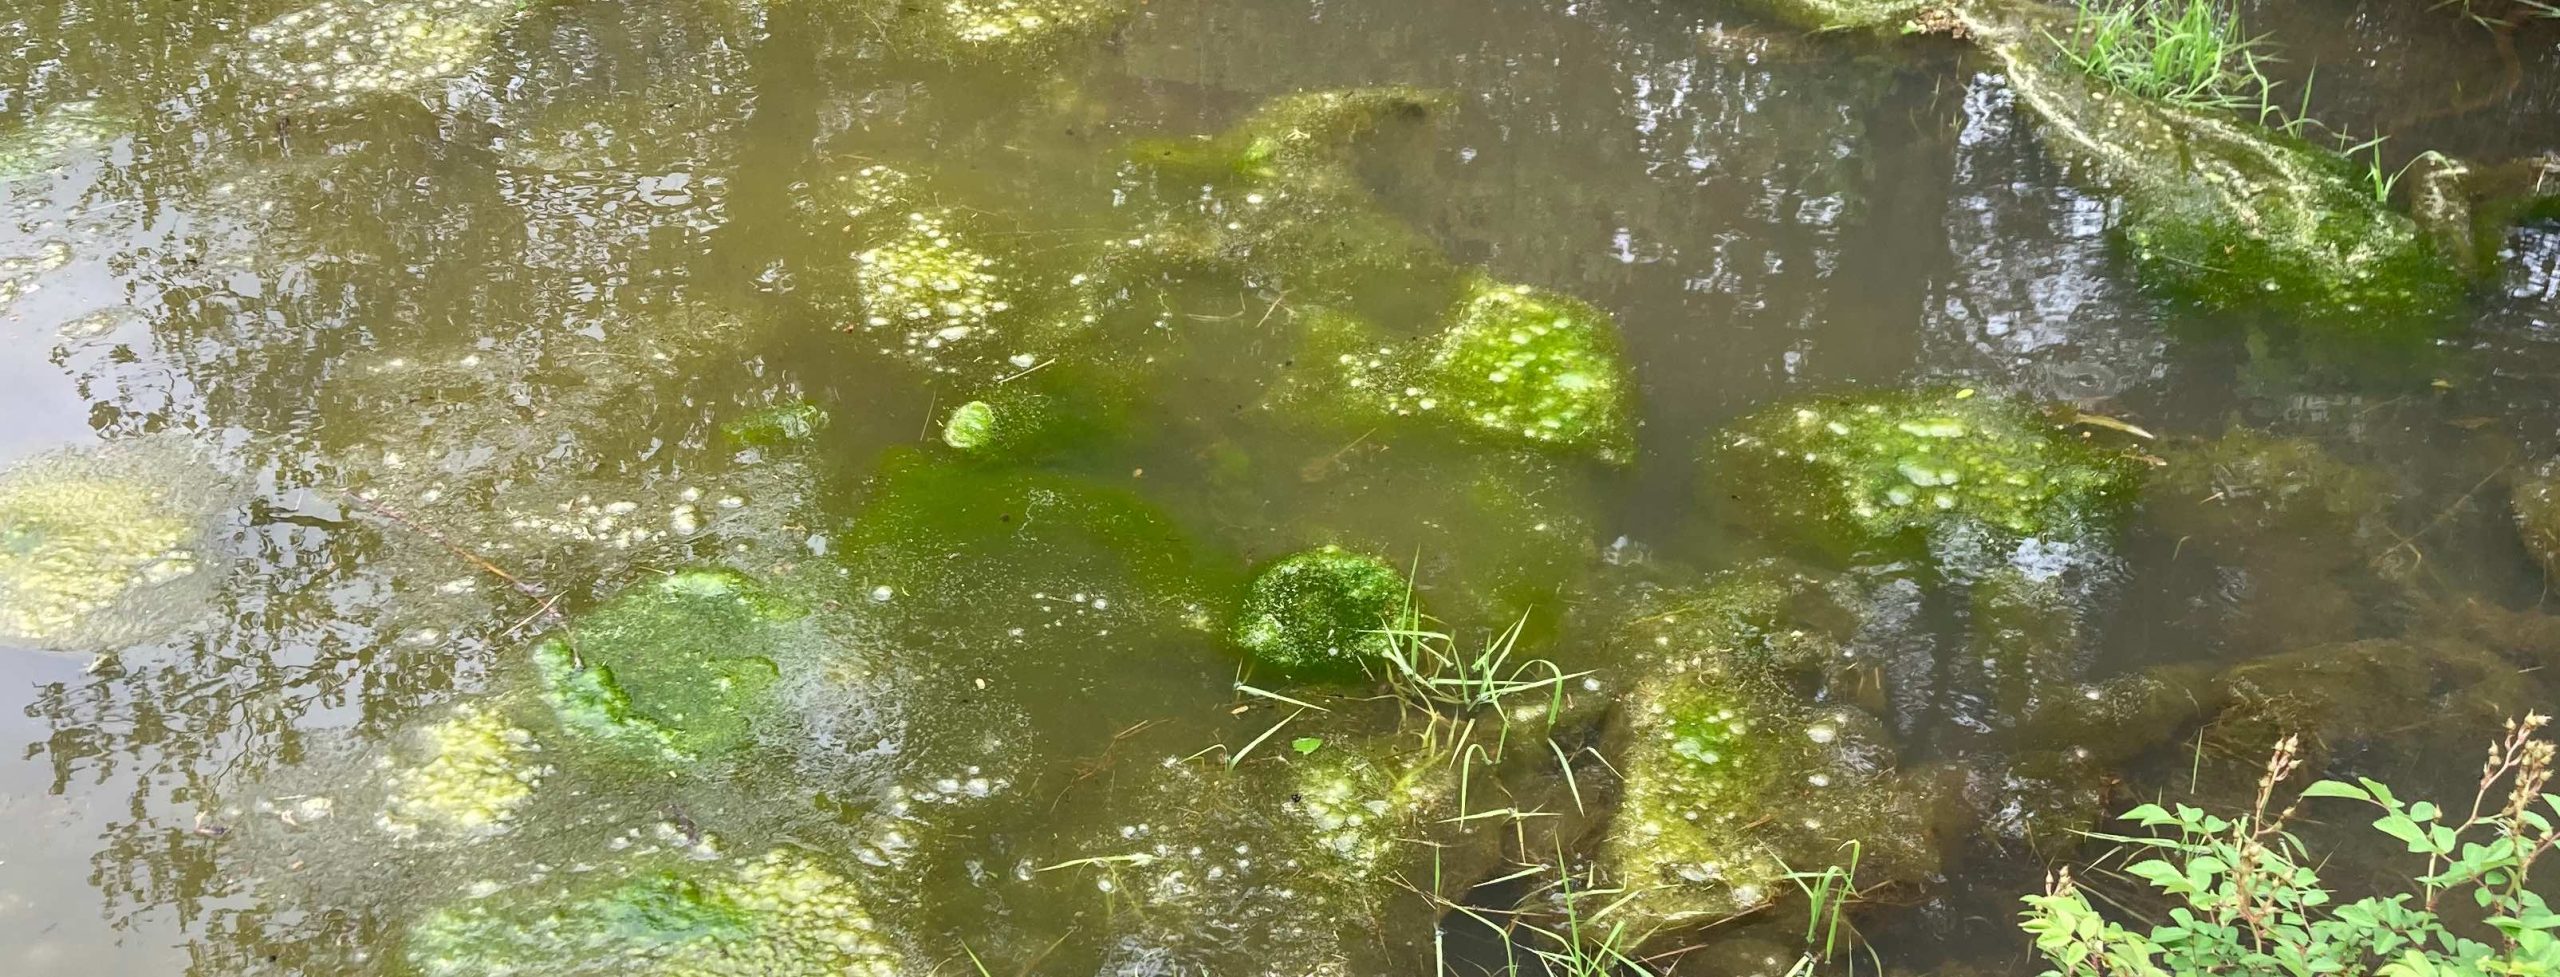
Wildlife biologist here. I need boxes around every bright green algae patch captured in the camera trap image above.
[1713,388,2142,556]
[1978,29,2465,338]
[532,570,801,764]
[1231,545,1409,676]
[1303,276,1637,460]
[376,703,547,843]
[405,847,902,977]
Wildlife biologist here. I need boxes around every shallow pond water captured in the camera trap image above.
[1,0,2558,973]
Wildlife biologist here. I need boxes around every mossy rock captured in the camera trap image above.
[376,703,549,844]
[404,846,902,977]
[1979,33,2465,339]
[1710,387,2143,560]
[531,569,804,764]
[2151,428,2388,543]
[0,437,234,650]
[235,0,528,107]
[722,402,831,449]
[1600,663,1936,931]
[1231,545,1410,677]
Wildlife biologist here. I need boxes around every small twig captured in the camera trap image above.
[337,488,553,609]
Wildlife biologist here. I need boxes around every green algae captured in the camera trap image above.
[376,703,548,843]
[236,0,526,106]
[1601,663,1934,929]
[405,846,902,977]
[1712,387,2143,558]
[721,403,830,449]
[872,0,1134,65]
[1123,87,1457,299]
[0,438,231,650]
[531,570,802,764]
[1231,545,1410,676]
[1740,0,1928,32]
[1970,23,2465,338]
[1291,276,1637,461]
[936,379,1118,459]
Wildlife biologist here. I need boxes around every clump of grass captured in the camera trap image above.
[1370,604,1589,720]
[2049,0,2267,111]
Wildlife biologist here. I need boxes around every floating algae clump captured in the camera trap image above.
[1411,277,1634,460]
[1232,545,1410,676]
[1740,0,1927,32]
[941,400,999,450]
[376,703,546,843]
[405,847,902,977]
[0,438,231,650]
[1713,388,2141,557]
[531,570,800,764]
[236,0,526,106]
[1973,25,2464,337]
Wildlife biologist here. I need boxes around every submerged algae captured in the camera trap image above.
[1713,388,2142,558]
[0,438,232,650]
[406,846,902,977]
[2515,456,2560,580]
[532,570,801,764]
[1231,545,1410,676]
[722,403,831,449]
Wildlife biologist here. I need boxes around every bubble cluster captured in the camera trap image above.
[848,212,1012,372]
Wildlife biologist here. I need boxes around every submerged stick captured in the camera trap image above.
[335,487,560,621]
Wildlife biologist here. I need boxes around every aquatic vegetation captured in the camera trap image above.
[2022,721,2560,976]
[235,0,526,106]
[1232,545,1411,676]
[847,211,1014,372]
[376,704,547,843]
[530,570,801,764]
[1600,663,1934,929]
[0,438,232,650]
[936,379,1117,458]
[2047,0,2262,112]
[1712,387,2143,558]
[406,846,903,977]
[722,403,831,449]
[1404,278,1636,461]
[1967,15,2466,336]
[1739,0,1928,32]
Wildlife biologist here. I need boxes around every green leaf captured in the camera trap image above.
[1289,737,1323,755]
[2408,801,2441,822]
[2299,780,2373,803]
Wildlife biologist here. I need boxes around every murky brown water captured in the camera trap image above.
[0,0,2557,973]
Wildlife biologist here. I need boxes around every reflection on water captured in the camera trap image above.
[0,0,2555,974]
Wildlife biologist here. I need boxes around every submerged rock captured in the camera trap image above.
[376,703,549,843]
[1231,545,1411,677]
[1601,663,1934,929]
[235,0,527,106]
[2517,458,2560,580]
[405,845,903,977]
[722,403,831,449]
[1964,14,2465,336]
[1300,275,1637,461]
[1710,387,2142,560]
[531,570,802,764]
[0,438,235,650]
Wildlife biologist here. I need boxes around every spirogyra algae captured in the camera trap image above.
[1231,545,1410,676]
[1407,277,1634,461]
[404,847,903,977]
[1713,387,2143,557]
[530,569,799,764]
